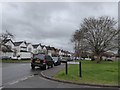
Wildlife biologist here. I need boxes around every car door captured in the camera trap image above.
[45,55,53,66]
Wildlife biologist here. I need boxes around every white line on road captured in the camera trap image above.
[3,75,34,86]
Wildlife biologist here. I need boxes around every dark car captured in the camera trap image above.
[52,56,61,66]
[2,56,11,60]
[31,54,54,70]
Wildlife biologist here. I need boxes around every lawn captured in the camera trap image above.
[0,59,31,63]
[54,61,119,86]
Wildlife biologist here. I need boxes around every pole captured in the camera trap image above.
[65,61,68,75]
[79,61,82,78]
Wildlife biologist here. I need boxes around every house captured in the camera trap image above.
[1,39,15,58]
[32,44,45,54]
[46,46,52,56]
[1,39,72,60]
[3,39,15,51]
[13,41,31,59]
[41,45,47,53]
[26,43,34,53]
[14,41,27,52]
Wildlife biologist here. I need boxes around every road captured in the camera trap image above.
[2,63,41,87]
[1,63,117,89]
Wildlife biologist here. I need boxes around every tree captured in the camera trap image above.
[71,30,87,58]
[118,28,120,57]
[0,30,14,52]
[72,16,119,63]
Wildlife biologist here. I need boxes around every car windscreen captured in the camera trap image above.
[33,54,45,60]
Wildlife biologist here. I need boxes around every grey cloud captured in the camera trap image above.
[2,2,117,52]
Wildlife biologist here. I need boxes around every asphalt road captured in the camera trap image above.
[2,63,41,87]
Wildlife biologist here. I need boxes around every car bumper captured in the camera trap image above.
[31,63,46,67]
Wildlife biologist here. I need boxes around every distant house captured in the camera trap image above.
[1,39,72,60]
[46,46,52,56]
[26,43,34,53]
[1,39,15,58]
[41,45,47,51]
[14,41,27,52]
[13,41,31,59]
[32,44,43,54]
[2,39,15,52]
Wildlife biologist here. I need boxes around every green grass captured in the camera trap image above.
[0,59,31,63]
[54,61,118,86]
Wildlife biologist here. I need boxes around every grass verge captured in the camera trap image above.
[54,61,118,86]
[0,59,31,63]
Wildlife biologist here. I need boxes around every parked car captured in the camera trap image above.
[52,56,61,66]
[31,54,54,70]
[67,57,73,61]
[1,56,11,60]
[106,58,113,61]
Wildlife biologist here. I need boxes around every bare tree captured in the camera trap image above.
[0,30,14,52]
[72,16,119,63]
[71,30,88,59]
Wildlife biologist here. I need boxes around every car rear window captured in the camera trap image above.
[52,57,58,61]
[33,54,45,60]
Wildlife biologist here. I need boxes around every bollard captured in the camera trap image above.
[65,62,68,75]
[61,60,68,75]
[79,61,82,78]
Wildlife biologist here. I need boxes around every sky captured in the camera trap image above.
[1,2,118,52]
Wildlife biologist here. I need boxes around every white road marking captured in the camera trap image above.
[3,75,34,86]
[0,86,3,90]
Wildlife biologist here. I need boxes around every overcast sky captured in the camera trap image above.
[1,2,118,52]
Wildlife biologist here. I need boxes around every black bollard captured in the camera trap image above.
[79,61,82,78]
[65,62,68,75]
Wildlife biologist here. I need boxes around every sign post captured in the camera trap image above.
[61,60,68,75]
[79,61,82,78]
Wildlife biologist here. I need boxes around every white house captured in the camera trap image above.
[4,39,15,51]
[32,44,43,54]
[14,41,27,52]
[13,41,31,59]
[1,39,15,58]
[1,39,72,60]
[26,43,34,53]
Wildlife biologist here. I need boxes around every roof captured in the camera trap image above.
[50,47,56,50]
[14,41,23,46]
[3,39,11,43]
[32,44,39,48]
[26,43,31,46]
[46,46,51,50]
[3,39,14,45]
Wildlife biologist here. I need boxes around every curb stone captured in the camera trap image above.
[40,71,119,89]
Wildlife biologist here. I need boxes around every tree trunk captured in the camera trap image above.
[96,55,101,63]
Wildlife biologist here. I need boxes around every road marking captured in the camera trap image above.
[0,86,4,90]
[3,75,34,86]
[8,80,19,85]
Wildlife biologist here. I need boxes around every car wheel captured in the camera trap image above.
[54,63,57,66]
[31,65,35,70]
[59,62,61,65]
[51,64,53,68]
